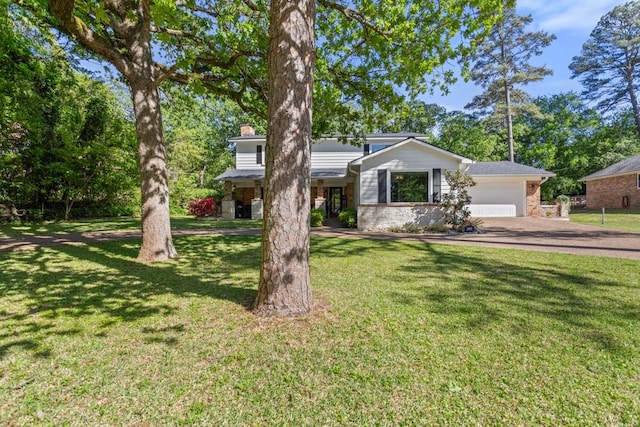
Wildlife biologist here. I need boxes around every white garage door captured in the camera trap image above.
[467,180,524,217]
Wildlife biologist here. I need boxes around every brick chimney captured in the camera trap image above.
[240,124,255,136]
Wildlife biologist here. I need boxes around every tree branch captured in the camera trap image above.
[317,0,392,38]
[47,0,132,77]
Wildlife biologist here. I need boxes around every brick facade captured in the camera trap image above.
[586,174,640,209]
[526,180,542,217]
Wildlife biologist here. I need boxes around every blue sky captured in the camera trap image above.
[425,0,628,111]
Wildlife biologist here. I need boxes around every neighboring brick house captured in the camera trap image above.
[581,154,640,209]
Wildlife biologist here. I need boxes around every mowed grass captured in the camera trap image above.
[1,236,639,425]
[570,208,640,233]
[0,216,261,237]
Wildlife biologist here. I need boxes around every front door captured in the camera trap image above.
[328,187,343,217]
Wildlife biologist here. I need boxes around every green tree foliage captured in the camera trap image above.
[434,111,502,161]
[0,12,137,217]
[379,101,447,137]
[161,88,262,212]
[515,93,602,199]
[466,3,555,162]
[569,1,640,136]
[576,110,640,175]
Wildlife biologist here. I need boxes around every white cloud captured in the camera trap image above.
[518,0,627,34]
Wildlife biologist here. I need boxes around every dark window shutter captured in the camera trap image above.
[256,145,262,164]
[378,169,387,203]
[432,168,441,203]
[364,144,370,155]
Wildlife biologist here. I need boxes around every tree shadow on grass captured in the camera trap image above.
[310,236,639,356]
[0,235,261,358]
[385,242,640,356]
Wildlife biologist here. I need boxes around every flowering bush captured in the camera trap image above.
[188,197,216,217]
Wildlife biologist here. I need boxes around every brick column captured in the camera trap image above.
[526,181,541,217]
[223,181,233,201]
[314,179,326,211]
[221,181,235,219]
[252,180,263,219]
[346,182,354,208]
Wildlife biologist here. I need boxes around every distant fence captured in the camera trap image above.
[570,196,587,208]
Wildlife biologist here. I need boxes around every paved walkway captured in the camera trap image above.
[1,218,639,260]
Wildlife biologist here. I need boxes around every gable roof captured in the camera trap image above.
[581,154,640,181]
[349,137,472,166]
[466,161,555,177]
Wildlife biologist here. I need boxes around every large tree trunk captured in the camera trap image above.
[46,0,177,262]
[254,0,316,316]
[131,79,177,262]
[127,4,177,262]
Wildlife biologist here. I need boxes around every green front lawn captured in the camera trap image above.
[570,208,640,233]
[1,236,639,425]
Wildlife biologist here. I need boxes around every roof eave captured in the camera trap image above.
[581,170,640,182]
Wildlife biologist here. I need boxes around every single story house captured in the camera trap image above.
[215,127,555,230]
[581,153,640,209]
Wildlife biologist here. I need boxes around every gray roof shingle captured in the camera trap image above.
[466,161,554,177]
[581,154,640,181]
[215,168,346,180]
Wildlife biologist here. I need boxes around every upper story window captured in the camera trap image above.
[637,173,640,189]
[256,145,263,165]
[364,143,390,155]
[390,172,429,202]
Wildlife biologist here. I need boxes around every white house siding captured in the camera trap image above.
[235,139,363,170]
[236,140,265,170]
[311,140,363,168]
[467,178,525,217]
[359,145,460,204]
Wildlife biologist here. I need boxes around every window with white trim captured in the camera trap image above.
[637,173,640,189]
[390,172,429,202]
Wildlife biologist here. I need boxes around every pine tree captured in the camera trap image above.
[569,1,640,137]
[466,4,555,162]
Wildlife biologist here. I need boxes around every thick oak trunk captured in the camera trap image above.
[131,78,177,262]
[127,6,177,262]
[46,0,176,262]
[254,0,316,316]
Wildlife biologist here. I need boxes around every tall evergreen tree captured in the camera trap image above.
[466,4,555,162]
[569,1,640,137]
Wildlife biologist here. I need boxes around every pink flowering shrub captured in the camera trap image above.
[188,197,216,217]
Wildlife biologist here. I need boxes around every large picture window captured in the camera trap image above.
[390,172,429,202]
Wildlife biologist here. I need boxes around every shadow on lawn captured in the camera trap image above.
[0,235,261,358]
[386,241,639,356]
[310,237,639,356]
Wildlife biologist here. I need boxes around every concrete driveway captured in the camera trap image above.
[313,217,640,260]
[1,217,639,260]
[452,217,640,260]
